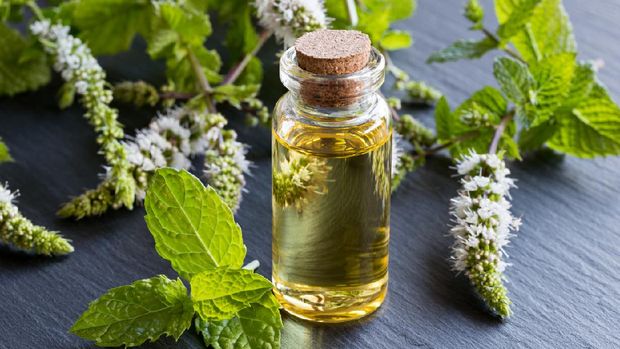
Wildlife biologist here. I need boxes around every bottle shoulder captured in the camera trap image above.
[273,92,391,157]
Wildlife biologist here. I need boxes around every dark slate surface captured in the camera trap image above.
[1,1,619,348]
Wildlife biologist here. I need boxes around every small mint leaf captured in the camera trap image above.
[196,293,283,349]
[70,275,194,347]
[427,37,497,63]
[145,168,246,280]
[496,0,541,40]
[528,52,576,125]
[0,138,12,163]
[380,30,413,51]
[191,268,273,320]
[0,23,50,96]
[493,57,534,104]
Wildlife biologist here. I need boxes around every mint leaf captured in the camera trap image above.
[63,0,154,55]
[0,23,50,96]
[548,85,620,157]
[518,121,558,152]
[427,37,497,63]
[0,138,12,163]
[156,1,211,47]
[563,62,596,108]
[380,30,412,50]
[496,0,541,40]
[145,168,246,280]
[191,267,273,320]
[164,45,222,92]
[493,57,534,104]
[495,0,575,62]
[528,53,576,125]
[435,96,453,141]
[70,275,194,347]
[453,86,508,125]
[213,84,260,108]
[196,293,283,349]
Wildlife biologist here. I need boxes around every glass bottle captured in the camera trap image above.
[272,31,391,323]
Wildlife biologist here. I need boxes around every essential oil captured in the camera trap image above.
[272,30,391,323]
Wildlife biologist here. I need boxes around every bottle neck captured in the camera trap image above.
[279,46,385,114]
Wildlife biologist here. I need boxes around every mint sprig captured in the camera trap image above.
[71,168,282,348]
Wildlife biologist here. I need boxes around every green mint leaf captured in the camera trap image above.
[383,0,416,22]
[453,86,508,125]
[562,62,597,108]
[496,0,541,40]
[528,52,576,125]
[213,84,260,109]
[518,120,558,152]
[357,7,391,43]
[70,275,194,347]
[493,57,534,104]
[157,1,211,47]
[380,30,413,51]
[221,1,259,62]
[464,0,484,28]
[0,23,50,96]
[191,267,273,320]
[495,0,575,62]
[548,84,620,157]
[57,81,76,110]
[236,57,263,85]
[164,45,222,92]
[63,0,154,55]
[0,138,12,163]
[196,293,283,349]
[427,37,497,63]
[434,96,453,141]
[145,168,246,280]
[500,134,522,160]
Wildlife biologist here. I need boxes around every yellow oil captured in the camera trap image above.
[272,115,391,323]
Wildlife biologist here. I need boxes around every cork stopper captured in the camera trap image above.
[295,30,371,75]
[294,30,372,108]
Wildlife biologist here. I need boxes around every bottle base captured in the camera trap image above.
[272,274,388,323]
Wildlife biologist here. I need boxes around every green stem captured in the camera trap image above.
[187,47,216,113]
[481,27,527,64]
[412,130,480,160]
[223,30,272,85]
[27,1,44,21]
[344,0,359,27]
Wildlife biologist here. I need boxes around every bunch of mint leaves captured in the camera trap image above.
[70,168,282,348]
[427,0,620,159]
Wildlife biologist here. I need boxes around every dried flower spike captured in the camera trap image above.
[0,184,73,255]
[450,150,521,318]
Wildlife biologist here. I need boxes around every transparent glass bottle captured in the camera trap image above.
[272,44,391,323]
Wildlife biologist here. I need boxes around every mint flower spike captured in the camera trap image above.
[273,152,330,211]
[58,107,250,218]
[0,184,73,255]
[450,150,521,318]
[30,20,136,211]
[255,0,329,47]
[203,129,251,213]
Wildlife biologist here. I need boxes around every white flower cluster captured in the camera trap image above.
[450,151,521,274]
[0,184,16,206]
[255,0,329,47]
[30,20,106,97]
[123,108,228,200]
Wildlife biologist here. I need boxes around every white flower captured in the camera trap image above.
[255,0,329,47]
[0,185,16,205]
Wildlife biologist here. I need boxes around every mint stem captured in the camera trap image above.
[481,27,527,64]
[488,111,515,154]
[223,30,273,85]
[187,47,216,113]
